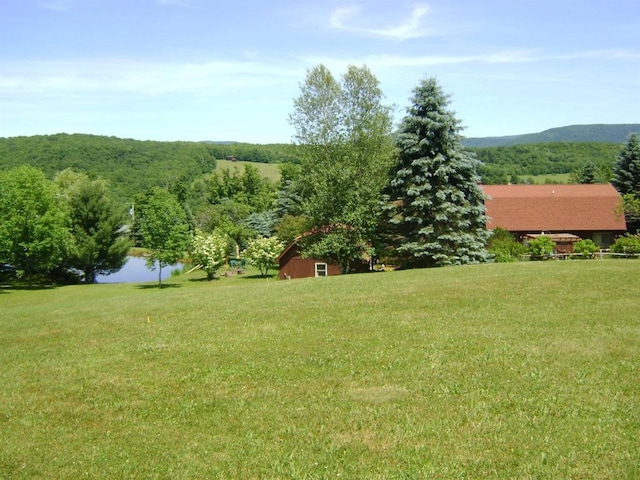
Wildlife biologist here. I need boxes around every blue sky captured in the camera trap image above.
[1,0,638,143]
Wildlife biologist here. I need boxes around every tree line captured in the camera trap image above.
[2,65,639,286]
[473,142,621,184]
[0,164,285,286]
[0,134,301,203]
[0,131,629,201]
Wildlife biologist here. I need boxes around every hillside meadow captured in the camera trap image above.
[216,159,282,182]
[1,261,638,478]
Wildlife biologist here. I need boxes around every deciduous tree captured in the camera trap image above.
[243,236,284,277]
[190,230,228,280]
[289,64,395,271]
[383,77,489,268]
[0,166,71,283]
[137,187,190,286]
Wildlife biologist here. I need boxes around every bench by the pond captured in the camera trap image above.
[229,258,247,273]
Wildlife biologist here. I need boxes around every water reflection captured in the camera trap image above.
[96,256,185,284]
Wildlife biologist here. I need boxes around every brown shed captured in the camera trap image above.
[277,241,342,280]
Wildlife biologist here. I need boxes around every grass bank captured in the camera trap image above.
[1,261,638,478]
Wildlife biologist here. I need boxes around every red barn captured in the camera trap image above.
[277,241,342,280]
[481,184,627,248]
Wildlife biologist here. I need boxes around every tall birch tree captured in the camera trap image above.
[289,64,395,272]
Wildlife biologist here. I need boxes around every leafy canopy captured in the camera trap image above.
[243,236,285,278]
[190,230,228,280]
[289,64,395,271]
[0,165,71,282]
[526,236,556,259]
[137,187,191,286]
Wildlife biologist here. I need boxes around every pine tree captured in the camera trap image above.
[612,134,640,233]
[383,77,489,268]
[55,169,130,284]
[612,133,640,196]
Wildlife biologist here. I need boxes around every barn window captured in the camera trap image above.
[315,263,328,277]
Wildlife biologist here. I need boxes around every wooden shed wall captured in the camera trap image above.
[278,247,341,279]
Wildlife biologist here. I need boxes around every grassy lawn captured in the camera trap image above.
[1,261,638,478]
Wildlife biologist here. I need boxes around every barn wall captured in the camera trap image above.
[278,248,341,279]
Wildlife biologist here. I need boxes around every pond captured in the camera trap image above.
[95,256,187,284]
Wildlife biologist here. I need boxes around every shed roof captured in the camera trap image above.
[481,184,626,232]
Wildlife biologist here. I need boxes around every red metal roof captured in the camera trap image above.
[481,184,626,232]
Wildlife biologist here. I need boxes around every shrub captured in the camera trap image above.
[611,234,640,257]
[488,228,526,262]
[573,239,599,259]
[190,230,229,280]
[243,236,285,277]
[527,236,555,260]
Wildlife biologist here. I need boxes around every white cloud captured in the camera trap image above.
[329,6,360,29]
[155,0,191,6]
[0,58,300,98]
[329,3,432,41]
[301,48,640,72]
[38,1,70,11]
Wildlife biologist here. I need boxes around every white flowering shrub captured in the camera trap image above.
[243,236,285,277]
[190,230,228,280]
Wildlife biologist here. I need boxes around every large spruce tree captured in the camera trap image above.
[612,133,640,232]
[383,77,489,268]
[612,133,640,197]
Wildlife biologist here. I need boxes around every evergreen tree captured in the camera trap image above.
[383,77,489,268]
[613,134,640,232]
[612,133,640,196]
[55,170,130,283]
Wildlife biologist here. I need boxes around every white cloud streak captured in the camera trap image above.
[0,59,299,97]
[329,3,432,40]
[38,1,70,11]
[2,48,635,100]
[302,48,640,71]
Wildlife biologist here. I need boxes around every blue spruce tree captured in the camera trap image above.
[612,133,640,197]
[383,77,490,268]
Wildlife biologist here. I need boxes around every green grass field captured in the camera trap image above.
[529,173,571,184]
[216,159,282,182]
[1,261,639,478]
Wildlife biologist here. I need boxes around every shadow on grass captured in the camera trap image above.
[188,277,220,283]
[136,283,183,290]
[239,273,277,280]
[1,283,57,292]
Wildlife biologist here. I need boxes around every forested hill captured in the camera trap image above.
[0,133,297,202]
[463,124,640,148]
[472,142,623,184]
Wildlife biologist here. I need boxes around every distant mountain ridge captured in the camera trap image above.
[462,124,640,148]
